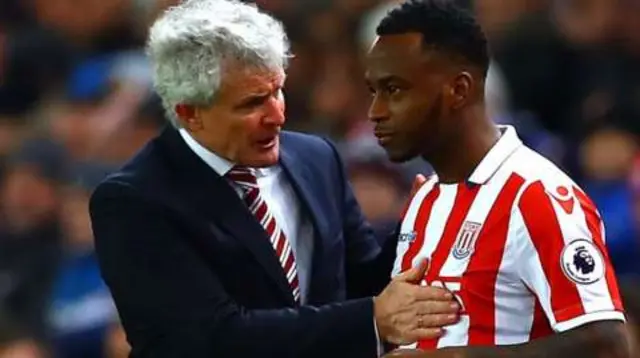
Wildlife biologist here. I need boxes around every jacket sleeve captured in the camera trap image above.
[90,180,378,358]
[321,138,396,298]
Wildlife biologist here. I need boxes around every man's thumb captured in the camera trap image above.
[397,258,429,283]
[409,174,428,197]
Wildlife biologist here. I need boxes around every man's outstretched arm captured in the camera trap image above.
[385,320,632,358]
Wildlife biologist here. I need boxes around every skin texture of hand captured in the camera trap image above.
[374,259,460,345]
[383,349,430,358]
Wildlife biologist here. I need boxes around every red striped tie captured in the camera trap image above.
[227,166,300,302]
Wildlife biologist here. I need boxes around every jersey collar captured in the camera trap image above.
[466,125,523,185]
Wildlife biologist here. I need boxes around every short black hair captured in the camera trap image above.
[376,0,489,75]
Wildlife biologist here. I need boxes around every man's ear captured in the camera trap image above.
[175,104,202,130]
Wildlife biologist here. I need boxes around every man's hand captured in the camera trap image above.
[383,349,426,357]
[374,259,460,345]
[410,174,428,197]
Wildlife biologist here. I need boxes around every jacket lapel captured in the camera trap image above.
[279,141,333,303]
[279,146,329,244]
[158,127,294,304]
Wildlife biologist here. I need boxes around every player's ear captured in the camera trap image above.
[446,72,473,110]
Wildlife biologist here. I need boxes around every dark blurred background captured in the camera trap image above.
[0,0,639,357]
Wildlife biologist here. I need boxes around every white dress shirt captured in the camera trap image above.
[179,129,315,303]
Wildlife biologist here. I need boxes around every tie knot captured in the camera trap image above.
[226,166,258,189]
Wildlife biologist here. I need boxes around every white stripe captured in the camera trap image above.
[418,184,458,271]
[493,211,537,345]
[517,208,559,329]
[250,196,262,212]
[437,316,470,349]
[269,224,280,244]
[399,343,417,349]
[436,175,510,348]
[554,197,615,315]
[392,177,438,277]
[236,180,258,188]
[554,311,625,332]
[286,263,297,281]
[261,212,271,227]
[280,240,292,264]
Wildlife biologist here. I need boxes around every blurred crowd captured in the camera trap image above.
[0,0,639,357]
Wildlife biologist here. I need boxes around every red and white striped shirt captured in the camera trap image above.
[393,125,625,349]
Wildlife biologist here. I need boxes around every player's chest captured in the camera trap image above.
[398,181,524,308]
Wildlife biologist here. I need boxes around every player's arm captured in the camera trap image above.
[384,320,630,357]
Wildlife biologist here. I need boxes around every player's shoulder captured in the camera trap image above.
[505,146,592,212]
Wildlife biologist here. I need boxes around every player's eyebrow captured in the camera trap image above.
[366,75,409,87]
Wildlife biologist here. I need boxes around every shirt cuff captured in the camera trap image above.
[374,317,384,357]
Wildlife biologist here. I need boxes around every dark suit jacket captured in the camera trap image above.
[89,127,397,358]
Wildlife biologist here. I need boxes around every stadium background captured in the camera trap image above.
[0,0,639,357]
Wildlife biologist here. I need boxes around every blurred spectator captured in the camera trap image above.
[552,0,619,47]
[45,166,117,358]
[0,139,65,339]
[580,127,640,277]
[28,0,139,53]
[49,51,152,163]
[348,160,408,241]
[0,315,48,358]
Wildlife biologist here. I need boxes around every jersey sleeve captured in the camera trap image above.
[515,180,625,333]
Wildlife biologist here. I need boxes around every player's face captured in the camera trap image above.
[364,33,452,163]
[177,64,286,167]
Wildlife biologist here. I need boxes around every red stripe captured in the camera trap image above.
[519,181,585,323]
[230,171,300,300]
[529,297,554,340]
[265,216,276,234]
[465,174,526,345]
[574,187,624,312]
[417,183,481,350]
[255,202,268,220]
[246,189,260,204]
[275,232,286,256]
[282,246,295,268]
[400,187,441,272]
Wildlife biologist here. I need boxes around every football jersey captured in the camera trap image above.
[393,125,625,349]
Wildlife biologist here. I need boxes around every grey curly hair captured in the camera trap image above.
[146,0,291,127]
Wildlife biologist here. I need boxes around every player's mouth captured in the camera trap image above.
[374,131,394,146]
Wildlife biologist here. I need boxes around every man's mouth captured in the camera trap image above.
[256,136,277,149]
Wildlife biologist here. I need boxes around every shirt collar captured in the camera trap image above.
[466,125,522,185]
[179,128,235,176]
[178,129,274,178]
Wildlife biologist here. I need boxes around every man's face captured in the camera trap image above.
[182,63,286,167]
[364,33,451,163]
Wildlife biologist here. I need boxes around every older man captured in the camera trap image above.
[88,1,459,357]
